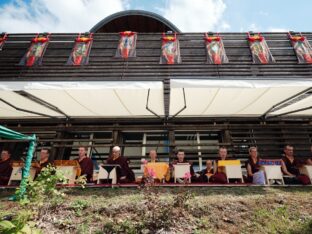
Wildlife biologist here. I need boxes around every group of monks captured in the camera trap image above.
[0,144,311,185]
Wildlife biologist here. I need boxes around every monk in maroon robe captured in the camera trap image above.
[77,147,94,183]
[171,149,195,178]
[198,160,214,182]
[33,148,54,176]
[209,147,228,184]
[281,145,310,185]
[106,146,135,183]
[0,149,13,185]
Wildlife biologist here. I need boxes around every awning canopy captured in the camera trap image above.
[170,79,312,118]
[0,81,164,118]
[0,79,311,120]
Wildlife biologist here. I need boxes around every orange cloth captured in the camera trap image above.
[144,162,170,181]
[217,160,241,167]
[54,160,81,177]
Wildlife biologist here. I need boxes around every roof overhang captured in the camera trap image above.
[90,10,181,33]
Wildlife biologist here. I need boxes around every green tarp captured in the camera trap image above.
[0,125,36,199]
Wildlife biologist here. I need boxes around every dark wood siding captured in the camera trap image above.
[0,32,312,81]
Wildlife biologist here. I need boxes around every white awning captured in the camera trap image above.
[0,79,311,119]
[170,79,312,117]
[270,95,312,116]
[0,81,164,118]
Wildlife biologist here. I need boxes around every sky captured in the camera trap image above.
[0,0,311,33]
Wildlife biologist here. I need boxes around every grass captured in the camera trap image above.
[0,186,311,233]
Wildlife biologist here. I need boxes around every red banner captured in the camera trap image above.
[247,32,275,64]
[19,34,50,67]
[67,33,93,66]
[160,33,181,64]
[288,32,312,64]
[204,33,228,64]
[115,31,137,59]
[0,33,7,51]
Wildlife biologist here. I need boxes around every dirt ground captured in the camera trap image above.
[0,186,312,234]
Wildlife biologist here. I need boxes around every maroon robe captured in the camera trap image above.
[282,156,310,185]
[34,160,54,177]
[0,159,12,185]
[209,159,227,184]
[78,157,94,182]
[106,156,135,183]
[245,158,260,183]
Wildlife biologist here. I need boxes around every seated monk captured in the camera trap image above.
[149,149,158,163]
[209,147,228,184]
[77,146,94,183]
[33,148,54,175]
[198,160,214,182]
[306,146,312,165]
[143,150,170,182]
[281,145,310,185]
[0,149,13,185]
[245,147,265,184]
[106,146,135,183]
[171,149,195,182]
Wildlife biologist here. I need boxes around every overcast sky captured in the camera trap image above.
[0,0,311,33]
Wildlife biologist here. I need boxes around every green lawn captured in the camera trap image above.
[0,186,312,233]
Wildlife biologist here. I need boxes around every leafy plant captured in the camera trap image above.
[16,165,67,206]
[0,214,41,234]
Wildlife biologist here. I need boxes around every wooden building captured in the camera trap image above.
[0,10,311,171]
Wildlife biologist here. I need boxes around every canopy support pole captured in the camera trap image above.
[265,106,312,119]
[261,87,312,120]
[146,88,162,119]
[0,98,57,119]
[15,91,70,120]
[170,88,187,119]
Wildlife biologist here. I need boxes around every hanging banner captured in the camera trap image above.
[288,32,312,64]
[160,33,181,64]
[67,33,93,66]
[0,33,7,51]
[115,31,137,59]
[247,32,275,64]
[204,33,228,64]
[19,33,50,67]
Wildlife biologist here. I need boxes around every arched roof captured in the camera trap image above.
[90,10,181,33]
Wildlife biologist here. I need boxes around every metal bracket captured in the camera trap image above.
[0,98,57,119]
[265,106,312,119]
[261,87,312,120]
[15,91,70,120]
[146,88,162,119]
[170,87,187,119]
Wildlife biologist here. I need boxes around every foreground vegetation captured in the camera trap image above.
[0,169,311,233]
